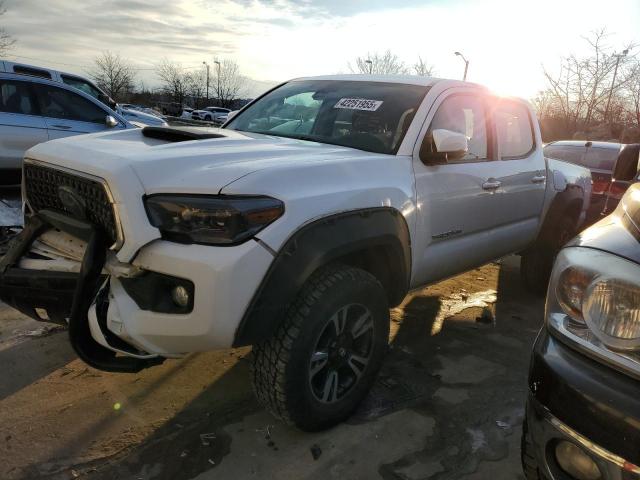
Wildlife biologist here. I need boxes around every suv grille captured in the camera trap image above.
[24,163,119,246]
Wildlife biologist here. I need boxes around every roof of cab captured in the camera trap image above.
[291,74,476,89]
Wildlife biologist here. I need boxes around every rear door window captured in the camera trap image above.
[494,100,534,158]
[0,80,39,116]
[33,84,107,124]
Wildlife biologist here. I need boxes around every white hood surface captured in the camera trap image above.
[25,127,381,196]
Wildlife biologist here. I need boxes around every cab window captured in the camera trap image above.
[495,100,534,158]
[0,80,39,116]
[427,94,488,162]
[34,84,107,124]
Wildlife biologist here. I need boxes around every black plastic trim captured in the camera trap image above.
[530,329,640,465]
[233,207,411,347]
[527,185,586,251]
[142,126,226,142]
[120,271,194,314]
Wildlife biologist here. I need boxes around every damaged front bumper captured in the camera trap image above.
[0,212,164,372]
[1,209,275,373]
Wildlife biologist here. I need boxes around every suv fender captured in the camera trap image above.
[233,207,411,347]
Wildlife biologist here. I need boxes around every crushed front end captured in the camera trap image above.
[0,161,164,372]
[0,159,276,372]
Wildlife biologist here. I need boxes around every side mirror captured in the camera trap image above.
[226,110,239,122]
[421,129,468,164]
[613,144,640,182]
[105,115,119,128]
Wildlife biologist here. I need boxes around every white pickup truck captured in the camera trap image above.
[0,75,591,431]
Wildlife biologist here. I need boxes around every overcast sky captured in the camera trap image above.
[4,0,640,98]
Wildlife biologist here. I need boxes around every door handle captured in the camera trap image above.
[531,175,546,183]
[51,124,72,130]
[482,180,502,190]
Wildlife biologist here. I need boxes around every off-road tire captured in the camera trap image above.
[521,214,576,295]
[521,413,544,480]
[520,248,554,295]
[252,264,389,431]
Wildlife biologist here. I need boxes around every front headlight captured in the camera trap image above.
[145,195,284,245]
[547,247,640,376]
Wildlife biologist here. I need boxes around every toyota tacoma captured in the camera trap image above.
[0,75,591,431]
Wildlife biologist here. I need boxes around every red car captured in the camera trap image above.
[544,140,640,224]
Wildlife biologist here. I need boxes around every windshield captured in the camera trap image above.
[226,80,429,154]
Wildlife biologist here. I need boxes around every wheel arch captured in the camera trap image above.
[233,207,411,347]
[531,185,586,250]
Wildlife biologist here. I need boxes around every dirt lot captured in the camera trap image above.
[0,256,544,480]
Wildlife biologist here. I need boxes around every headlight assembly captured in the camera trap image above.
[145,195,284,245]
[547,247,640,376]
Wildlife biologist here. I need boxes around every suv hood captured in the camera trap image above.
[25,127,379,195]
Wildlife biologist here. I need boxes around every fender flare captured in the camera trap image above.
[531,184,586,250]
[233,207,411,347]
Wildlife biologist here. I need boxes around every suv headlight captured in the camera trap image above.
[145,195,284,245]
[547,247,640,376]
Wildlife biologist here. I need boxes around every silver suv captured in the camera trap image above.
[0,70,131,184]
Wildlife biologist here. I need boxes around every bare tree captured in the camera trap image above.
[212,59,246,108]
[0,1,15,56]
[185,68,207,108]
[89,51,136,101]
[350,51,409,75]
[535,29,636,140]
[626,61,640,130]
[156,59,189,105]
[413,56,435,76]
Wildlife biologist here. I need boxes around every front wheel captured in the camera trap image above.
[252,264,389,431]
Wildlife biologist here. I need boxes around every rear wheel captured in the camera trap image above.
[252,264,389,431]
[521,213,576,295]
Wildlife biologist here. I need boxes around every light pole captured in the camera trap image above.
[202,61,210,102]
[454,51,469,81]
[365,59,372,74]
[214,60,221,106]
[604,48,629,123]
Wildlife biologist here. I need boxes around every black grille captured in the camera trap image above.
[24,163,119,245]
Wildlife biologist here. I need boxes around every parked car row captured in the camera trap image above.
[178,106,231,124]
[0,60,168,186]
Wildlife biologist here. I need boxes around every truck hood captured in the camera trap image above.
[25,127,378,195]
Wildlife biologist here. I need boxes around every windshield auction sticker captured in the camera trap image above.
[334,98,383,111]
